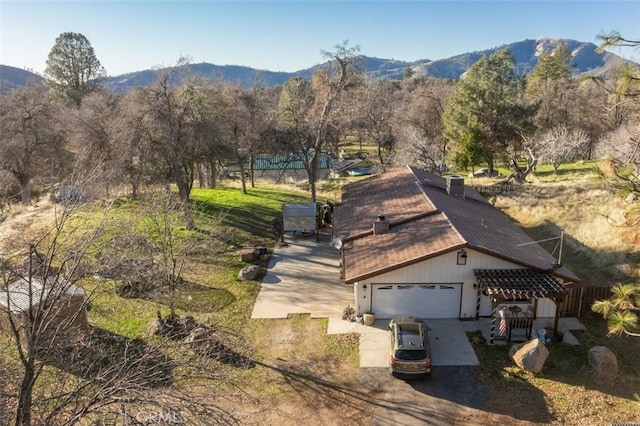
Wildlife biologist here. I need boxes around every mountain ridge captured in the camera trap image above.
[1,38,633,94]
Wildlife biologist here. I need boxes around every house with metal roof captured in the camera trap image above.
[226,153,332,183]
[332,166,580,342]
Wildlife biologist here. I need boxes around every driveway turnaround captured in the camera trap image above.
[251,232,353,319]
[251,231,582,369]
[252,232,481,367]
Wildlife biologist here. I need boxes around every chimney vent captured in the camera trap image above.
[373,214,389,234]
[446,175,465,199]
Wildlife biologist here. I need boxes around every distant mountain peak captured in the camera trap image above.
[534,38,565,57]
[1,38,635,94]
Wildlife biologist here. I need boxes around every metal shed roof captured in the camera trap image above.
[0,277,84,313]
[283,202,317,217]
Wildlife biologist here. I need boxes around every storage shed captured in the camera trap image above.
[283,203,317,235]
[0,277,89,346]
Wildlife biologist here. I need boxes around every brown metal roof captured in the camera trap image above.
[475,269,569,299]
[334,167,436,237]
[342,212,466,283]
[334,166,580,284]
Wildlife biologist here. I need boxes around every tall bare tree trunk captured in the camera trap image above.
[18,177,31,205]
[16,363,35,426]
[309,151,320,202]
[209,160,217,188]
[172,166,195,230]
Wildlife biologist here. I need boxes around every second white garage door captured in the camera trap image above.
[372,283,462,319]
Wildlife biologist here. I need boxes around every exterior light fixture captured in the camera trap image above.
[457,249,468,265]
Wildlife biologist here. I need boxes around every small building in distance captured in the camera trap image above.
[225,153,332,183]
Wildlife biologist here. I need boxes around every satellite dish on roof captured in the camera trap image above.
[332,238,343,250]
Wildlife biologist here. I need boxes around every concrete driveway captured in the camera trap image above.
[328,317,479,368]
[251,231,352,319]
[251,231,480,368]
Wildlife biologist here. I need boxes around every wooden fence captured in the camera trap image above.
[560,286,612,318]
[472,184,519,194]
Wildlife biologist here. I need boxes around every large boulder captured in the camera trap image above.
[147,317,164,336]
[238,264,263,281]
[588,346,618,380]
[509,338,549,374]
[238,248,257,262]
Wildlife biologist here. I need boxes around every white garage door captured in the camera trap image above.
[372,283,462,319]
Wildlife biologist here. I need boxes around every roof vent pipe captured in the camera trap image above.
[373,213,390,234]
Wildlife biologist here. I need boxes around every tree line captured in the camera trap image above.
[1,32,639,225]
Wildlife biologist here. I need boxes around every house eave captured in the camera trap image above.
[344,244,468,284]
[467,245,581,284]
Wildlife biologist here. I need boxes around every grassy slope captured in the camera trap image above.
[87,186,315,333]
[491,163,640,285]
[83,185,364,422]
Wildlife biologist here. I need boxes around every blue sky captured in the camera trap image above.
[1,1,639,77]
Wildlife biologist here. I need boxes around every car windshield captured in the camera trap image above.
[394,349,427,361]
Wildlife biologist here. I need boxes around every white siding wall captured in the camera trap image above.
[353,249,558,318]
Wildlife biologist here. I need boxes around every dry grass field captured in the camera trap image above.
[490,170,640,286]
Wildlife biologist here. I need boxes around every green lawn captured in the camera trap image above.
[86,185,322,335]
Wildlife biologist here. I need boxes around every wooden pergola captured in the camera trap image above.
[474,269,569,343]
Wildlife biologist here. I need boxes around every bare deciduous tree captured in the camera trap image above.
[535,126,590,174]
[594,124,640,197]
[349,80,399,165]
[0,83,69,204]
[136,191,224,319]
[391,125,443,171]
[394,78,453,170]
[308,41,363,201]
[66,91,120,194]
[0,194,241,425]
[218,84,273,193]
[115,67,215,229]
[0,198,110,425]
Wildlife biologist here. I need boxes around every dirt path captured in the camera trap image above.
[0,200,57,253]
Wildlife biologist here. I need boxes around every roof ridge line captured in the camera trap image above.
[342,229,373,243]
[438,210,469,245]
